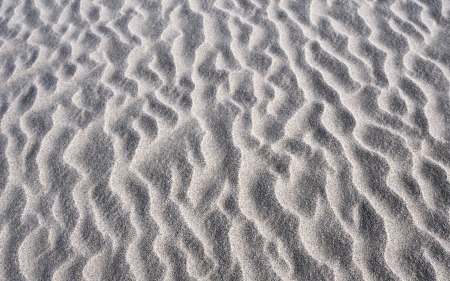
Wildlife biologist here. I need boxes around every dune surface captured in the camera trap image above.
[1,0,450,280]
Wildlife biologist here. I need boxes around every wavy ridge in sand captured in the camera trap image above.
[1,0,450,280]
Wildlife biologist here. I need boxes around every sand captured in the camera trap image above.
[0,0,450,280]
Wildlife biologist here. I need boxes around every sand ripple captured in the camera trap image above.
[1,0,450,280]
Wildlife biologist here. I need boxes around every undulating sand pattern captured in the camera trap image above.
[1,0,450,280]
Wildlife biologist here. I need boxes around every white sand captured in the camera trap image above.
[0,0,450,280]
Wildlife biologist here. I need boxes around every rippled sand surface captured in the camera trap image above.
[1,0,450,280]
